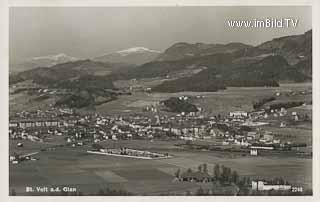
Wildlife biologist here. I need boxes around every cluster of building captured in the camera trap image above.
[9,152,39,164]
[9,98,307,156]
[88,147,170,159]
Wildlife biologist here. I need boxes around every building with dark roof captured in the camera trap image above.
[180,171,212,182]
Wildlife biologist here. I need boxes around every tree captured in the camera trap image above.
[279,177,285,185]
[231,170,239,184]
[174,168,181,178]
[221,165,227,182]
[221,166,232,183]
[246,177,252,186]
[226,167,232,183]
[214,164,220,181]
[92,143,103,151]
[203,163,208,173]
[198,165,202,172]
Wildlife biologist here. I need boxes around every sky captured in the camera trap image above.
[9,6,312,63]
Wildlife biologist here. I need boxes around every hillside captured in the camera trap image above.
[54,88,117,108]
[152,55,309,92]
[93,47,160,65]
[110,30,311,84]
[156,42,252,61]
[10,53,78,73]
[110,52,234,81]
[231,30,311,66]
[9,60,123,109]
[256,30,311,65]
[150,30,312,92]
[160,97,198,113]
[9,59,132,86]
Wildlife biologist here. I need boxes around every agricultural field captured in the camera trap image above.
[9,139,312,195]
[9,141,200,195]
[91,83,312,116]
[9,80,312,117]
[261,124,312,146]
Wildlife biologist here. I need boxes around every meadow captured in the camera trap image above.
[93,83,312,116]
[9,139,312,195]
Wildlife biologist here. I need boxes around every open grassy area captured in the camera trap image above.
[261,124,312,145]
[89,83,312,116]
[9,138,312,195]
[10,81,312,117]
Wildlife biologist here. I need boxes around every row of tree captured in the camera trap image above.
[213,164,239,184]
[174,163,241,185]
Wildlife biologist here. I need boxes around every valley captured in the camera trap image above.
[9,30,313,196]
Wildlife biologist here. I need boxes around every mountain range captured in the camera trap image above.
[10,53,78,73]
[156,42,252,61]
[10,47,160,73]
[93,47,161,65]
[124,30,312,92]
[9,30,312,108]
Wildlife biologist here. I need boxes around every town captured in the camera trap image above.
[9,92,311,161]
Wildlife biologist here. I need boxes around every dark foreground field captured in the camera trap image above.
[9,139,312,195]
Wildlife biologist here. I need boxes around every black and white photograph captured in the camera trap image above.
[6,3,317,197]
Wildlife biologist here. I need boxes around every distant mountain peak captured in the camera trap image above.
[32,53,78,61]
[116,47,160,56]
[157,42,253,61]
[10,53,79,73]
[93,47,161,65]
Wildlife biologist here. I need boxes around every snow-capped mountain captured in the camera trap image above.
[32,53,77,63]
[116,47,160,56]
[93,47,161,65]
[29,53,78,67]
[10,53,78,73]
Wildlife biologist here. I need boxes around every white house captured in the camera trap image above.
[229,111,248,118]
[250,149,258,156]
